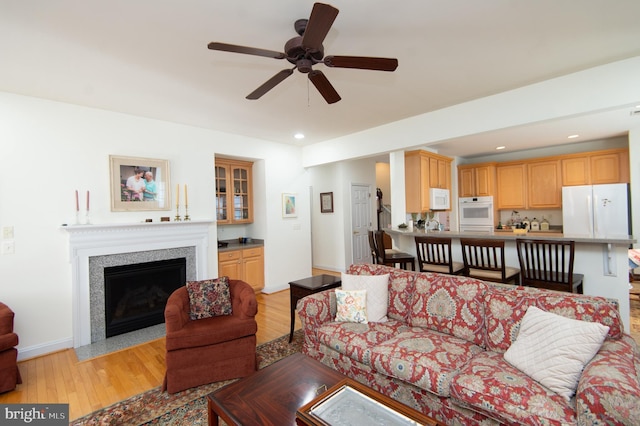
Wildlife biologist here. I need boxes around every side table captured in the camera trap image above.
[289,274,341,342]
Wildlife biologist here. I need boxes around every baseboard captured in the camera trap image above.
[261,283,289,294]
[17,337,73,361]
[312,264,345,273]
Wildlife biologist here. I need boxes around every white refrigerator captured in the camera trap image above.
[562,184,630,238]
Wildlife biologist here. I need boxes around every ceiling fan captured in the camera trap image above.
[207,2,398,104]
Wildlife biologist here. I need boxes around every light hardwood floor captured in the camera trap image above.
[1,269,638,421]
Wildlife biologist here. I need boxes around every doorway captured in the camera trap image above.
[351,184,372,264]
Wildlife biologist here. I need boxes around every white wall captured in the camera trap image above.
[0,92,311,358]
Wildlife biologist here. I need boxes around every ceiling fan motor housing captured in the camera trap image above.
[285,36,324,66]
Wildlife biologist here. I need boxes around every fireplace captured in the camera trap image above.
[63,221,213,347]
[104,258,186,338]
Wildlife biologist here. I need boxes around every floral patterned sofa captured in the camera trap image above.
[297,263,640,425]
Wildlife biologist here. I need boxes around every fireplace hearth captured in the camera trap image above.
[104,258,186,338]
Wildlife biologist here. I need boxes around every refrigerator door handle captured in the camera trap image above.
[587,194,594,236]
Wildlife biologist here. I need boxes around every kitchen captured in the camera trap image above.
[386,143,635,331]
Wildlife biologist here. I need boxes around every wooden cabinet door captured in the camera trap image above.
[242,247,264,292]
[590,153,622,184]
[474,165,495,196]
[458,167,475,197]
[405,153,430,212]
[528,160,562,208]
[496,163,526,209]
[230,164,253,223]
[429,157,450,189]
[215,164,230,223]
[218,250,241,280]
[562,156,589,186]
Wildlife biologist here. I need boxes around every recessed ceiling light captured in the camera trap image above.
[495,146,506,150]
[568,134,579,139]
[294,133,305,140]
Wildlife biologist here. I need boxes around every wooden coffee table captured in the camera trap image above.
[207,353,441,426]
[207,353,345,426]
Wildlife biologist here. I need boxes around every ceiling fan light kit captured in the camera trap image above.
[207,2,398,104]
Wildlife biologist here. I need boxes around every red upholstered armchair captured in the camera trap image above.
[0,302,22,393]
[162,279,258,394]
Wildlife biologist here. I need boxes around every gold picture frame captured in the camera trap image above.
[109,155,171,212]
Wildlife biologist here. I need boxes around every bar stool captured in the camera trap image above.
[460,238,520,284]
[373,230,415,270]
[516,239,584,293]
[415,236,464,275]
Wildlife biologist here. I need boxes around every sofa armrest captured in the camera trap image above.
[576,334,640,424]
[229,279,258,319]
[296,289,336,344]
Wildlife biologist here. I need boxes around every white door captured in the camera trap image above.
[351,184,372,264]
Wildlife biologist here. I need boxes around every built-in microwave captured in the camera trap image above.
[429,188,450,210]
[459,196,494,228]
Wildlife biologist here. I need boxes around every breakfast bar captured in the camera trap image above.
[386,228,636,332]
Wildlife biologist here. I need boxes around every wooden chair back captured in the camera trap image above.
[516,239,583,293]
[460,238,520,284]
[414,236,463,274]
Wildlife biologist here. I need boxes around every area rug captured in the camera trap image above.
[71,330,303,426]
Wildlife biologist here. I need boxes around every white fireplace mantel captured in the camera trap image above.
[62,220,214,347]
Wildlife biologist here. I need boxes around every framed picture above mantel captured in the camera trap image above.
[110,155,171,212]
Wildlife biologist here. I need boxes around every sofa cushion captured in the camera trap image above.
[186,277,233,320]
[450,351,576,425]
[504,306,609,402]
[347,264,416,323]
[335,290,368,323]
[408,273,488,347]
[316,319,408,365]
[369,328,484,397]
[341,272,389,322]
[483,285,622,353]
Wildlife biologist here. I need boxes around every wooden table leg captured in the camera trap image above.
[208,397,219,426]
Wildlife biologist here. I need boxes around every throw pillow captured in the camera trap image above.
[503,306,609,402]
[341,273,389,322]
[186,277,233,320]
[335,290,368,324]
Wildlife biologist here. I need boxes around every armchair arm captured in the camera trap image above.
[576,334,640,424]
[164,287,190,333]
[0,302,15,335]
[296,289,336,344]
[229,280,258,319]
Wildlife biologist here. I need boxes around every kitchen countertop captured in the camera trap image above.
[386,228,635,245]
[217,239,264,252]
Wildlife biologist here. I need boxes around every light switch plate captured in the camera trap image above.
[1,240,15,254]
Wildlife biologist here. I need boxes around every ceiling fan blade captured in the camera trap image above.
[301,3,339,52]
[246,68,294,100]
[208,42,286,59]
[308,70,341,104]
[324,56,398,71]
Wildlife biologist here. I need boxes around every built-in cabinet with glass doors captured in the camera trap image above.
[215,159,253,224]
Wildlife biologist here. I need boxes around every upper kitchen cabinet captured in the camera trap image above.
[405,150,453,212]
[561,148,630,186]
[496,163,527,209]
[458,163,496,197]
[527,159,562,209]
[215,158,253,224]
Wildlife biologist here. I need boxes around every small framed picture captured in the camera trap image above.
[282,193,297,218]
[109,155,171,212]
[320,192,334,213]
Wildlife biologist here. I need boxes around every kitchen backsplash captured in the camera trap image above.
[497,209,562,227]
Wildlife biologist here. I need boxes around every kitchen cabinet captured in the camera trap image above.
[215,159,253,224]
[458,163,496,197]
[527,160,562,208]
[405,150,453,212]
[561,148,629,186]
[496,163,526,209]
[218,246,264,292]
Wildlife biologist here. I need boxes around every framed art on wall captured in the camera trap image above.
[109,155,171,212]
[282,193,297,218]
[320,192,334,213]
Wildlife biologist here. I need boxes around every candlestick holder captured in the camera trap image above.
[174,205,182,221]
[75,211,81,225]
[184,205,191,221]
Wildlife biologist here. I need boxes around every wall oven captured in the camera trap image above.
[459,196,494,232]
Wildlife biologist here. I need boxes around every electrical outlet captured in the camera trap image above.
[1,240,15,254]
[2,226,14,239]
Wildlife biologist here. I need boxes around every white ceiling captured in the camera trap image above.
[2,0,640,158]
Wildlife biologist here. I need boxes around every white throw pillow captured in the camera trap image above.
[341,273,389,322]
[335,290,368,324]
[503,306,609,402]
